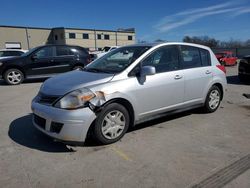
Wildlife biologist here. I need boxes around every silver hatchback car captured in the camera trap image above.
[32,42,227,144]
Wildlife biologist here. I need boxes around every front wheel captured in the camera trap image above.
[93,103,130,144]
[204,85,221,113]
[4,68,24,85]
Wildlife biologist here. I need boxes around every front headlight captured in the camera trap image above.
[0,62,3,66]
[54,88,96,109]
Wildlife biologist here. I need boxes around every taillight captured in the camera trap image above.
[216,65,226,74]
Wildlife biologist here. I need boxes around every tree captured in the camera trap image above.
[183,35,219,47]
[154,39,166,43]
[183,35,250,48]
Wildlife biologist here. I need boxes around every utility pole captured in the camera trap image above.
[94,29,97,50]
[25,27,30,50]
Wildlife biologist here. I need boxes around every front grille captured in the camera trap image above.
[37,92,60,105]
[34,114,46,129]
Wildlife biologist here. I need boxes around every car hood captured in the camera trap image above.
[40,70,114,96]
[0,56,24,62]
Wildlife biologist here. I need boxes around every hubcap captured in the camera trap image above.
[101,110,126,140]
[7,71,21,84]
[209,90,220,110]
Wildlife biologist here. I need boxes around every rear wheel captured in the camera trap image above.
[204,85,221,113]
[4,68,24,85]
[93,103,130,144]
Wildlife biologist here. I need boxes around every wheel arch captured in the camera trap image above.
[212,83,224,100]
[101,98,135,128]
[3,65,26,78]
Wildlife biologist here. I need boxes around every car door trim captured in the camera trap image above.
[31,64,70,70]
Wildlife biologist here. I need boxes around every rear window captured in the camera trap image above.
[70,47,88,57]
[56,46,70,56]
[200,49,211,66]
[180,46,211,69]
[180,46,202,69]
[0,51,23,57]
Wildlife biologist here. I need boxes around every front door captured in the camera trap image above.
[128,45,184,119]
[26,46,56,76]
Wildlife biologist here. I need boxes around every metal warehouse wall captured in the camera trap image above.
[0,26,136,51]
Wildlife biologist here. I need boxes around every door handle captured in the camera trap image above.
[50,59,54,62]
[174,75,183,80]
[205,70,212,74]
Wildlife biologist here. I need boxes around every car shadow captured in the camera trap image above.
[226,75,250,85]
[8,114,75,153]
[128,111,192,133]
[0,78,47,86]
[8,109,213,149]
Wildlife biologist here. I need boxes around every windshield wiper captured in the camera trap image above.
[83,68,113,74]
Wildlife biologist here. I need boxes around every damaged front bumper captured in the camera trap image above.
[31,101,96,142]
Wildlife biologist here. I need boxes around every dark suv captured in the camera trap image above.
[0,45,90,85]
[238,55,250,82]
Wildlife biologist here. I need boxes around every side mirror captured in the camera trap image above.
[140,66,156,77]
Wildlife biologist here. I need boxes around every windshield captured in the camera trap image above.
[84,46,151,74]
[21,46,39,57]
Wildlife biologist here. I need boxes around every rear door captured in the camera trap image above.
[52,46,75,73]
[179,45,213,105]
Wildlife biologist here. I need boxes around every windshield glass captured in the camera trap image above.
[84,46,151,74]
[21,46,39,57]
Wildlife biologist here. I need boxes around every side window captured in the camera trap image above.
[141,45,179,73]
[180,45,202,69]
[10,51,23,56]
[35,47,53,58]
[3,51,11,56]
[56,46,69,56]
[200,49,211,66]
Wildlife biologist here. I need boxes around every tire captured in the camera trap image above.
[4,68,24,85]
[93,103,130,144]
[204,85,221,113]
[73,65,84,71]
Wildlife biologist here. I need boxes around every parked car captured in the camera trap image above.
[96,46,119,59]
[0,45,90,85]
[31,42,227,144]
[0,49,27,60]
[215,51,237,66]
[238,55,250,82]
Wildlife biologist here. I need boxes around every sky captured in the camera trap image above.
[1,0,250,42]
